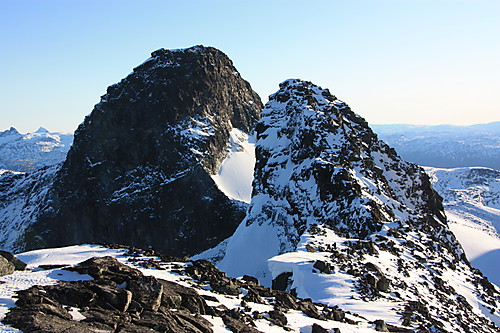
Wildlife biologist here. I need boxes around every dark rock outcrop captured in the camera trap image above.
[18,45,262,255]
[3,256,218,333]
[2,251,370,333]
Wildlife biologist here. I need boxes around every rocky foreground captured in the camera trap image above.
[0,244,417,333]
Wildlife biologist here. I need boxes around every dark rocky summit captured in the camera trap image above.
[13,45,262,255]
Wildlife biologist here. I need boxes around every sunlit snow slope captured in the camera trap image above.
[211,128,255,203]
[425,166,500,286]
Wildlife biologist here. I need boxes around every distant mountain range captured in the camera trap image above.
[2,122,497,174]
[0,127,73,172]
[372,122,500,169]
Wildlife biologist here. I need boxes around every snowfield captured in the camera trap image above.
[425,166,500,286]
[211,128,256,204]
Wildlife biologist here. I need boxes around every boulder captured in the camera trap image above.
[374,319,389,332]
[274,291,298,310]
[159,279,212,315]
[312,323,329,333]
[0,250,27,270]
[297,299,324,320]
[210,276,241,296]
[268,309,288,327]
[313,260,332,274]
[66,256,142,283]
[0,256,14,277]
[127,275,163,311]
[272,272,292,291]
[376,276,390,292]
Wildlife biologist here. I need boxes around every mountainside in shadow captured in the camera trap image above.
[0,45,262,255]
[198,79,500,332]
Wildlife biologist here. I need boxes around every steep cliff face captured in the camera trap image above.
[20,45,262,255]
[199,79,500,332]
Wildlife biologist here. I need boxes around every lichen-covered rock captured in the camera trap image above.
[0,256,14,276]
[0,250,27,271]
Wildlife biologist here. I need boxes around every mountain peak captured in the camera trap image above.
[0,127,20,137]
[20,46,262,256]
[200,79,500,332]
[215,78,448,277]
[35,127,49,133]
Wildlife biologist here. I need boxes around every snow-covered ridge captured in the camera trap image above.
[0,127,73,173]
[198,79,500,332]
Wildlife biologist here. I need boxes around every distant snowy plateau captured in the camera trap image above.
[372,122,500,170]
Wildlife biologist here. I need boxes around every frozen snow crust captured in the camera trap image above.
[199,79,500,332]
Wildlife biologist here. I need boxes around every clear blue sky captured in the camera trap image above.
[1,0,499,133]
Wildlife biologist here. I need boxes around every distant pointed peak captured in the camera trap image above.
[0,127,20,137]
[35,127,49,133]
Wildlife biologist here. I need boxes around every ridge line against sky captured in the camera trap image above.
[1,0,499,133]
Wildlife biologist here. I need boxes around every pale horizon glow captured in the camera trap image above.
[1,0,499,133]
